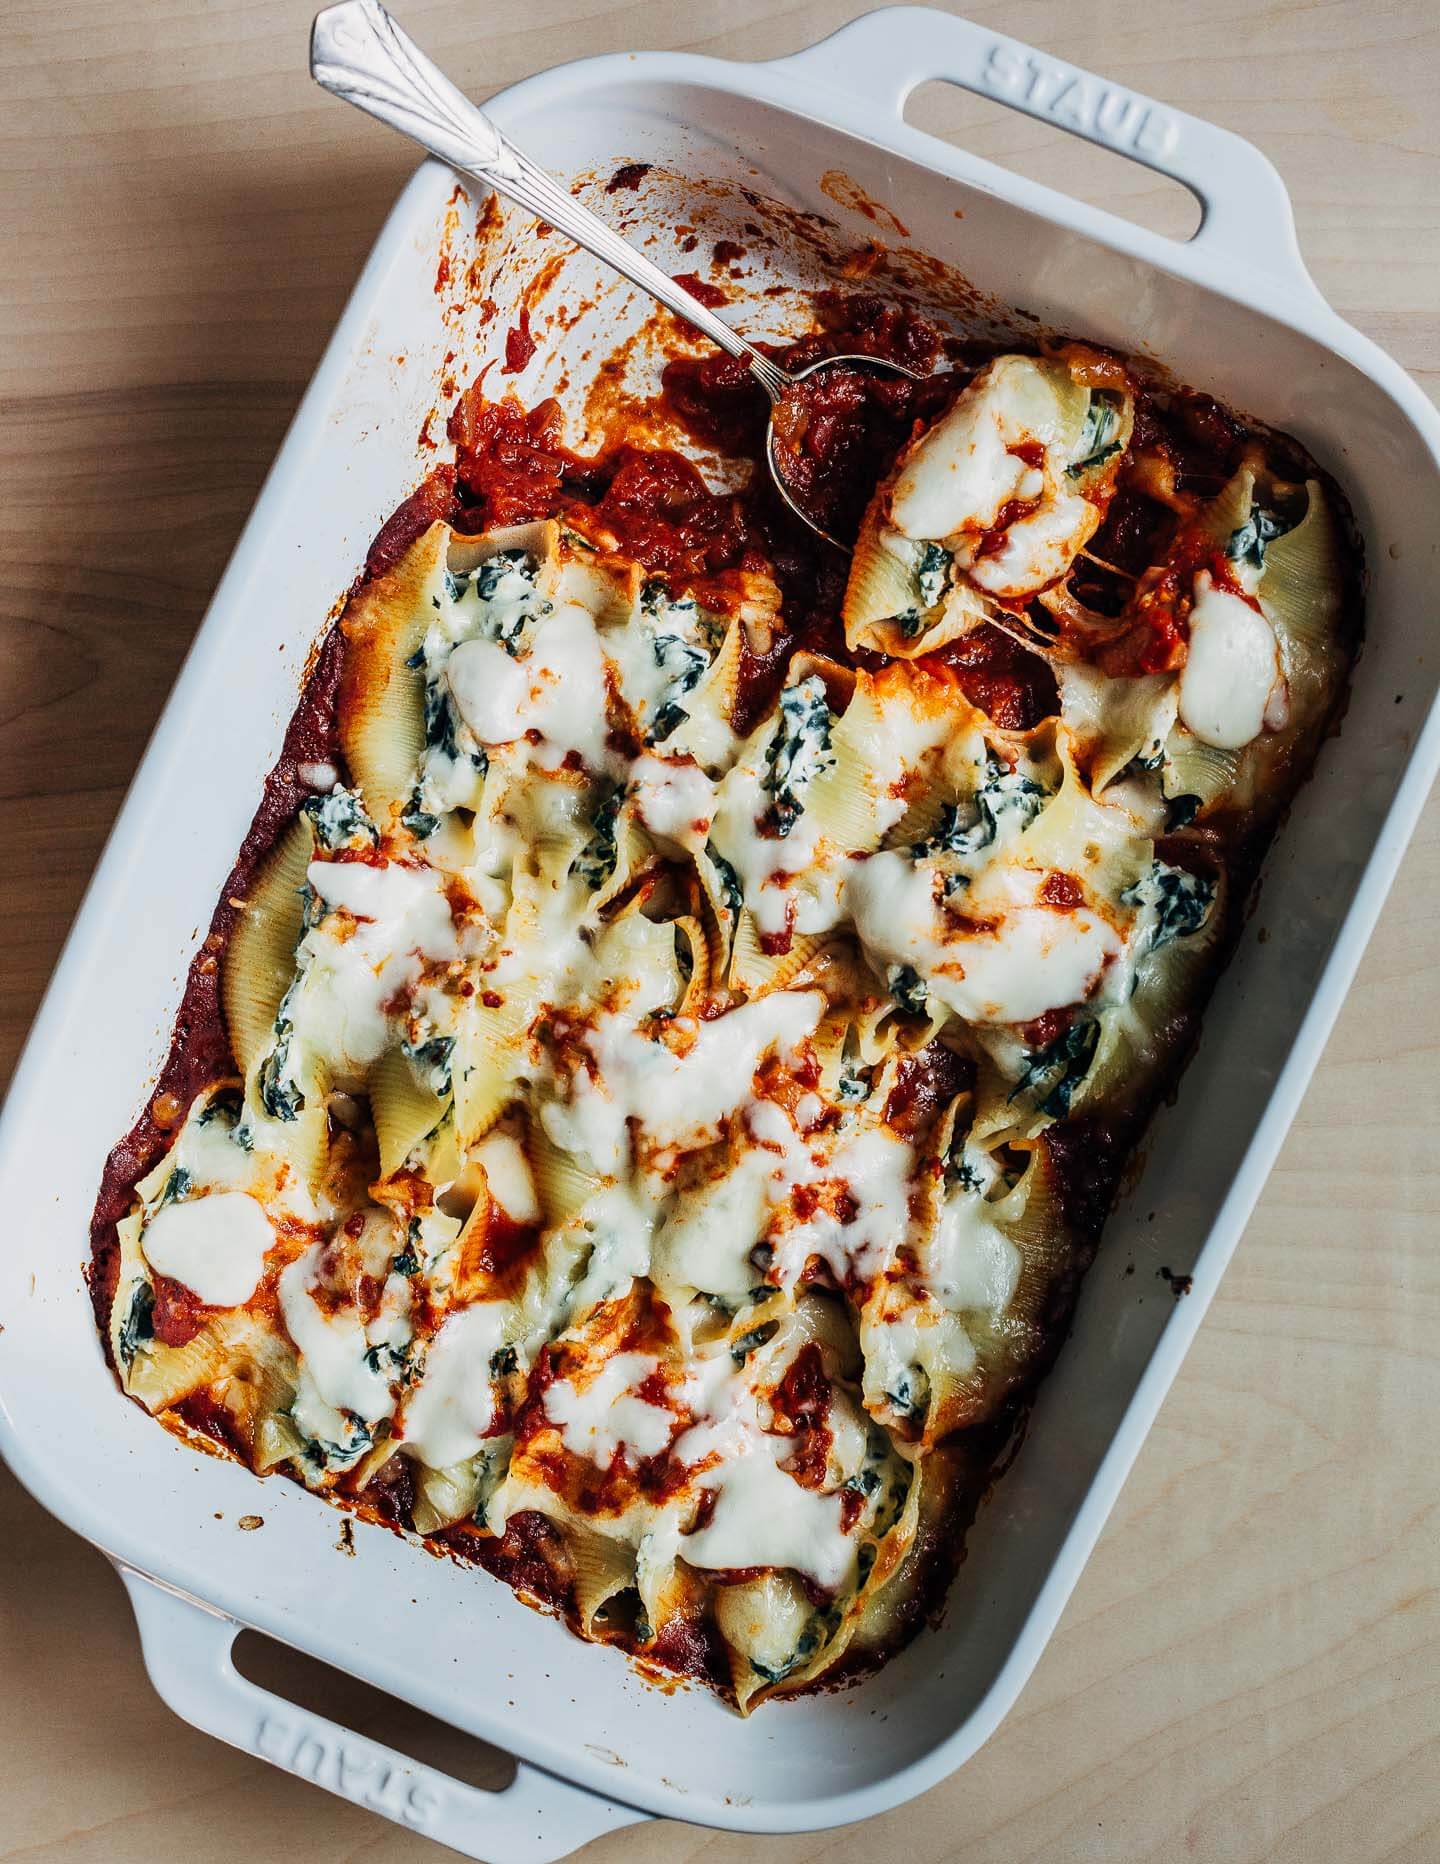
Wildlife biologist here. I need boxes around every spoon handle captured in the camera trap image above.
[311,0,790,400]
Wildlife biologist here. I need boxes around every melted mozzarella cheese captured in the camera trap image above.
[1178,571,1282,750]
[710,750,823,940]
[857,683,966,835]
[673,1354,855,1591]
[526,604,615,771]
[652,1127,793,1302]
[564,1182,658,1313]
[544,1351,674,1464]
[308,858,451,934]
[401,1301,508,1468]
[278,1245,398,1424]
[963,492,1097,599]
[629,753,715,850]
[771,1122,917,1288]
[847,853,1121,1025]
[679,1440,853,1590]
[445,638,531,742]
[473,1129,539,1224]
[926,1189,1021,1314]
[446,601,615,773]
[547,992,825,1173]
[171,1112,256,1193]
[141,1192,273,1307]
[888,356,1068,541]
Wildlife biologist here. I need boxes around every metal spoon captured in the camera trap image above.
[310,0,920,548]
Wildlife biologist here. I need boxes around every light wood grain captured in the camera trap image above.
[2,2,1438,1859]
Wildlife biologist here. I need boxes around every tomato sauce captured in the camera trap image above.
[149,1275,208,1350]
[503,306,537,375]
[671,271,731,309]
[884,1040,974,1139]
[918,626,1057,731]
[769,1343,834,1491]
[474,1210,543,1284]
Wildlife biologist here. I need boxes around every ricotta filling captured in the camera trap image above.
[285,857,463,1078]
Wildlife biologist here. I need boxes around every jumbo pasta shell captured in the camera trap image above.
[1262,480,1344,669]
[727,911,828,997]
[410,1453,485,1534]
[1162,726,1241,818]
[221,815,313,1080]
[338,522,449,827]
[842,494,933,656]
[370,1044,449,1182]
[567,1526,638,1632]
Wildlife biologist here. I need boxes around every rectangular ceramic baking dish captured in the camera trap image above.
[3,9,1438,1857]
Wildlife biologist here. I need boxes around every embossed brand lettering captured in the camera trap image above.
[981,42,1179,159]
[252,1715,444,1831]
[292,1732,329,1781]
[256,1714,294,1764]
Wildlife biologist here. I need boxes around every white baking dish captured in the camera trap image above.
[3,9,1438,1857]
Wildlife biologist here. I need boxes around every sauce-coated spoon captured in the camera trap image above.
[310,0,921,548]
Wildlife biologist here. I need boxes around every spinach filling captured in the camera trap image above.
[887,964,929,1017]
[646,632,708,745]
[298,1414,374,1473]
[638,581,714,744]
[730,1319,780,1366]
[302,785,378,852]
[569,783,625,890]
[912,760,1048,867]
[401,1033,456,1097]
[1067,393,1125,479]
[1011,1016,1101,1118]
[885,1360,930,1421]
[761,675,835,837]
[257,993,305,1122]
[946,1152,987,1195]
[446,548,550,656]
[705,841,744,921]
[1226,501,1297,572]
[1122,860,1216,955]
[363,1339,412,1381]
[157,1165,192,1208]
[117,1280,155,1367]
[907,761,1049,901]
[1164,792,1201,831]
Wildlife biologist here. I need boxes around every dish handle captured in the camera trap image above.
[775,5,1320,298]
[117,1566,651,1862]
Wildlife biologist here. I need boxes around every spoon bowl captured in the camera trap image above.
[763,352,925,548]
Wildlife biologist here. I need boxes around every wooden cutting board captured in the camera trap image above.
[1,1,1436,1858]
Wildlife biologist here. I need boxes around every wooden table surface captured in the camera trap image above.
[3,1,1438,1859]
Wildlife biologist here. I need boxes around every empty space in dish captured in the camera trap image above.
[1,45,1434,1836]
